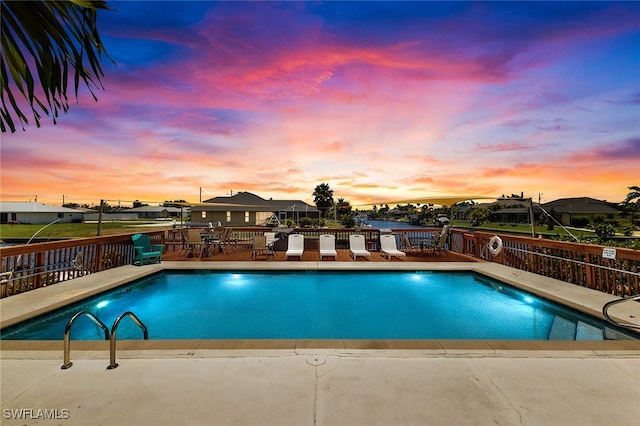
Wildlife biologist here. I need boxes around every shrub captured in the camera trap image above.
[298,217,313,228]
[606,218,620,227]
[594,223,615,240]
[468,208,489,227]
[312,218,326,228]
[571,216,590,227]
[340,215,356,228]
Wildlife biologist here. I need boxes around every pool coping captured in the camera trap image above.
[2,261,639,354]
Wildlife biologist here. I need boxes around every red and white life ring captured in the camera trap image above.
[488,236,503,256]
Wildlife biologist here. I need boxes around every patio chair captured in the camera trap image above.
[132,233,164,265]
[319,234,337,260]
[252,235,273,260]
[219,227,237,254]
[264,231,276,248]
[185,229,205,258]
[285,234,304,260]
[400,234,420,255]
[349,234,370,261]
[379,234,406,261]
[426,225,450,255]
[179,229,190,254]
[72,251,85,276]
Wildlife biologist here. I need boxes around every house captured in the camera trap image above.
[542,197,621,226]
[0,202,84,224]
[454,199,543,224]
[192,192,320,226]
[488,199,545,224]
[123,206,184,219]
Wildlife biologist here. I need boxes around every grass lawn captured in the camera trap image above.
[0,221,174,240]
[459,221,596,238]
[0,220,595,241]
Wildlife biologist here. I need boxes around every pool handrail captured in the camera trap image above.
[602,294,640,330]
[107,311,148,370]
[61,310,110,370]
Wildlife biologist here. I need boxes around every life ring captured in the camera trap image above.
[488,236,503,256]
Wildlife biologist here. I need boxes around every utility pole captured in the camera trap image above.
[97,199,105,236]
[199,187,202,203]
[528,197,535,237]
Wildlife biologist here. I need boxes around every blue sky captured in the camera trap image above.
[2,1,639,206]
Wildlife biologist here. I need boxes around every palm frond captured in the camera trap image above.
[0,0,113,133]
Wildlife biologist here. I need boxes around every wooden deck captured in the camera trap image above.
[163,246,478,263]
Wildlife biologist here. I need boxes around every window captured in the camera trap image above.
[226,211,231,222]
[201,211,207,219]
[245,211,249,223]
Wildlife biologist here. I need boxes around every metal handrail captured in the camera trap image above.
[61,311,110,369]
[107,311,148,370]
[602,294,640,330]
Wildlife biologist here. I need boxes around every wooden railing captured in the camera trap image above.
[0,231,165,298]
[461,231,640,297]
[1,227,638,298]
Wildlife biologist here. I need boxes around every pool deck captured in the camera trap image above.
[2,260,640,425]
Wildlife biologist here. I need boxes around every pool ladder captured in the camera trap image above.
[602,294,640,330]
[61,310,148,370]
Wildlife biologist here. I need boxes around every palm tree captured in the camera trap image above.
[1,0,113,133]
[312,183,334,218]
[623,185,640,223]
[336,197,351,211]
[624,186,640,203]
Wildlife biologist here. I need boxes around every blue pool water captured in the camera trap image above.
[2,271,636,341]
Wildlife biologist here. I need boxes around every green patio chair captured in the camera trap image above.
[132,234,164,265]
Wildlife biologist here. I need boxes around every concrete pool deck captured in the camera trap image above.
[2,261,640,425]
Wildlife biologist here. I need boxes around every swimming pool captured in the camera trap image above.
[3,270,637,341]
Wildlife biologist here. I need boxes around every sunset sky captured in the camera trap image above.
[2,1,639,208]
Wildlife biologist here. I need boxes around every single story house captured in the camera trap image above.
[122,206,184,219]
[454,199,544,224]
[0,202,84,224]
[192,192,320,226]
[489,205,545,224]
[541,197,621,225]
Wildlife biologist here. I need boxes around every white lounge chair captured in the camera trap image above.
[379,234,406,261]
[319,234,337,260]
[285,234,304,260]
[349,234,370,260]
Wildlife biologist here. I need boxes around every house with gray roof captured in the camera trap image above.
[193,192,320,226]
[541,197,621,226]
[0,202,83,224]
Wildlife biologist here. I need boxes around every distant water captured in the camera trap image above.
[358,220,422,229]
